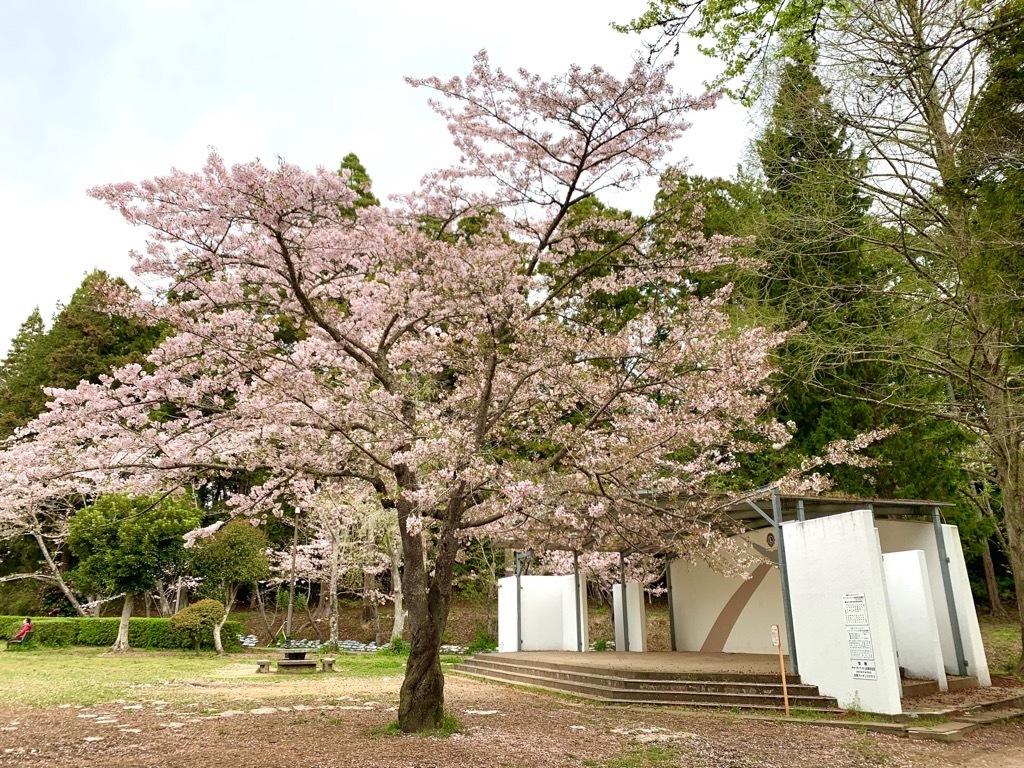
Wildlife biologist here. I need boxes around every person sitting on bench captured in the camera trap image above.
[8,618,32,645]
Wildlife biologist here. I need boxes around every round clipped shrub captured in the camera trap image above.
[170,599,225,650]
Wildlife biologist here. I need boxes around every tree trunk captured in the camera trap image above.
[389,535,406,642]
[31,533,87,617]
[486,578,496,640]
[999,476,1024,675]
[985,400,1024,674]
[981,541,1004,615]
[173,578,185,614]
[213,610,227,654]
[303,597,324,642]
[362,570,376,623]
[328,535,341,648]
[396,480,464,732]
[153,579,174,617]
[112,594,133,652]
[255,583,274,641]
[316,579,328,620]
[212,586,237,655]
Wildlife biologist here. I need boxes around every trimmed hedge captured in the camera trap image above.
[1,615,243,652]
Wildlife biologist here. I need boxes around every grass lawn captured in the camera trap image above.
[0,647,458,708]
[979,615,1023,676]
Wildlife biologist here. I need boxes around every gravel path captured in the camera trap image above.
[1,675,1022,767]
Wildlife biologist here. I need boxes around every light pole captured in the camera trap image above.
[285,506,300,643]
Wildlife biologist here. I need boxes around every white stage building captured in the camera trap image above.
[497,493,991,715]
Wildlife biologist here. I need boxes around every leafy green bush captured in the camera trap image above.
[467,630,497,654]
[130,618,185,649]
[378,637,409,656]
[28,618,79,647]
[76,617,118,646]
[170,600,225,650]
[0,614,243,651]
[0,616,25,639]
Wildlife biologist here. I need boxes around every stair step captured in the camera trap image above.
[453,666,840,711]
[458,659,821,696]
[465,655,802,684]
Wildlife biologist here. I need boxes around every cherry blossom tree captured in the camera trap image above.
[15,53,794,731]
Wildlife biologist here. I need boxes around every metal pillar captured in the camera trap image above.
[619,551,629,652]
[515,551,524,652]
[933,507,968,675]
[772,489,798,675]
[665,559,677,652]
[573,551,583,652]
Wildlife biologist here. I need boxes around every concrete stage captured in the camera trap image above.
[500,651,789,677]
[454,651,836,711]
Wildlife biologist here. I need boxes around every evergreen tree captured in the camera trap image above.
[745,61,967,499]
[68,494,201,652]
[0,309,49,437]
[0,271,163,439]
[338,152,379,217]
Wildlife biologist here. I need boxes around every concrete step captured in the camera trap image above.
[458,658,822,697]
[453,666,841,712]
[465,655,802,684]
[901,679,940,698]
[901,675,980,699]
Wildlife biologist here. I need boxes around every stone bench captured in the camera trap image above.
[276,658,318,673]
[256,659,271,673]
[321,657,335,673]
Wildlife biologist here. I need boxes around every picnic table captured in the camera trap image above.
[255,649,334,673]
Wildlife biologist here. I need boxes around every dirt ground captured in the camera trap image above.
[1,667,1023,768]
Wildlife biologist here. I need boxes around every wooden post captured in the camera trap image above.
[772,624,789,716]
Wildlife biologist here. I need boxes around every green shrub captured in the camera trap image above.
[170,600,225,650]
[76,618,118,646]
[0,616,24,639]
[467,630,497,654]
[0,614,243,651]
[378,637,409,656]
[28,618,79,647]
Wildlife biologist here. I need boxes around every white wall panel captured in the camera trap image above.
[497,574,587,652]
[613,583,647,652]
[882,550,948,690]
[785,510,903,714]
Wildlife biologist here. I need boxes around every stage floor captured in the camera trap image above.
[497,651,789,677]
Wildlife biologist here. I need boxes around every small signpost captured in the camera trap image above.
[771,624,790,716]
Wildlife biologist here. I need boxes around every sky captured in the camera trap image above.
[0,0,753,356]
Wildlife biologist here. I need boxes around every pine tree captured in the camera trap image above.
[338,152,379,217]
[0,271,163,439]
[0,308,49,437]
[747,60,968,499]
